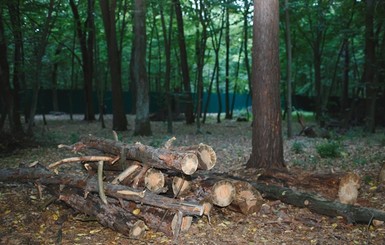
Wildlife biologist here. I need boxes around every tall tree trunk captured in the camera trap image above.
[284,0,292,138]
[0,11,14,132]
[173,0,194,124]
[27,0,55,135]
[243,0,251,119]
[51,44,63,112]
[133,0,152,136]
[224,2,231,119]
[69,0,95,122]
[364,0,376,133]
[100,0,127,131]
[7,1,23,134]
[194,0,208,134]
[247,0,285,170]
[159,3,173,134]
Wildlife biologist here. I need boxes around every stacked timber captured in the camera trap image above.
[0,135,264,239]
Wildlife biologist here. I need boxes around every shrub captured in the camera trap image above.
[291,141,305,154]
[316,140,341,158]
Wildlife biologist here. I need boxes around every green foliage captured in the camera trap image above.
[291,141,305,154]
[316,140,341,158]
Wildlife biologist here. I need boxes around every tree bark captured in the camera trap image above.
[133,0,152,136]
[247,0,285,169]
[99,0,127,131]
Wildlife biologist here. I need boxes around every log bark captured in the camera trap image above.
[79,135,199,175]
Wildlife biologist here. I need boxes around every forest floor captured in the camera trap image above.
[1,114,385,244]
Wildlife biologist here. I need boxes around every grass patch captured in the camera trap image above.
[291,141,305,154]
[316,140,341,158]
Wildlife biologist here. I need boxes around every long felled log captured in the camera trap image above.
[252,182,385,224]
[79,135,199,175]
[59,189,146,238]
[0,166,203,217]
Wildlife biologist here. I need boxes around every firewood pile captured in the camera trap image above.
[27,135,264,239]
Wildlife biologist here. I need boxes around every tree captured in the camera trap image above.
[0,9,13,132]
[173,0,194,124]
[7,1,24,134]
[246,0,284,169]
[100,0,128,131]
[284,0,293,138]
[133,0,152,136]
[27,0,55,135]
[364,0,376,133]
[69,0,95,122]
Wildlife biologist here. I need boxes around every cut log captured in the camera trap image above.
[228,181,264,215]
[121,200,191,237]
[178,143,217,170]
[144,168,166,193]
[59,189,146,238]
[172,176,191,197]
[211,180,236,207]
[0,166,204,217]
[80,135,199,175]
[252,181,385,224]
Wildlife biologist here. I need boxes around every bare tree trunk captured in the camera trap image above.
[0,11,14,132]
[133,0,152,136]
[51,44,62,112]
[284,0,293,138]
[7,2,24,134]
[99,0,127,131]
[27,0,55,135]
[194,0,208,133]
[173,0,194,124]
[224,2,231,120]
[247,0,285,170]
[159,3,173,133]
[364,0,377,133]
[69,0,95,122]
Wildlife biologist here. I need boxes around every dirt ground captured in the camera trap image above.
[1,114,385,244]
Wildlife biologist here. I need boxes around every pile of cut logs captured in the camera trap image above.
[29,135,264,239]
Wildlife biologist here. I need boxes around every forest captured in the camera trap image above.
[0,0,385,244]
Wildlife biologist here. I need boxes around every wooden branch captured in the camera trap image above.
[80,135,199,175]
[48,156,115,170]
[111,163,141,184]
[252,182,385,224]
